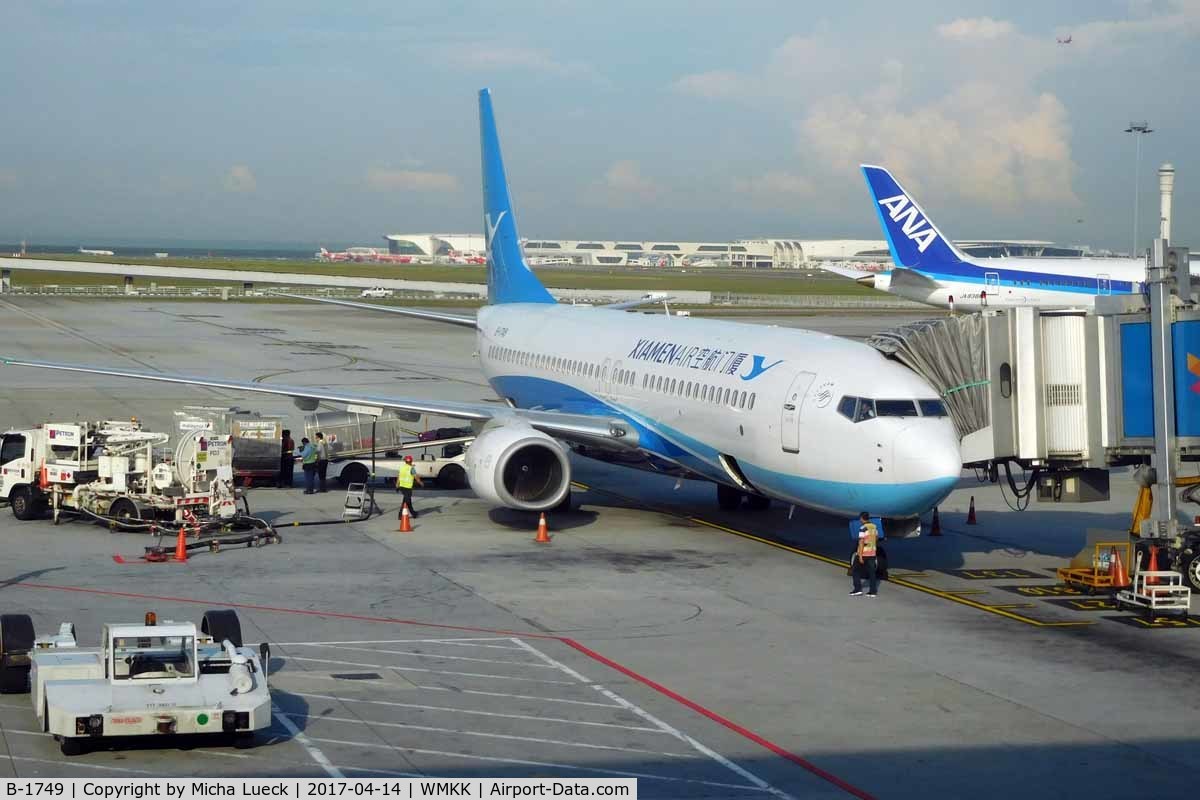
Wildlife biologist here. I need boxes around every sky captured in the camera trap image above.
[1,0,1198,253]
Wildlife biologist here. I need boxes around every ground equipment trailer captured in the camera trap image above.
[0,610,270,755]
[0,420,241,526]
[304,410,474,488]
[175,407,284,487]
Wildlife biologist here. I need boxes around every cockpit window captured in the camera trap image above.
[854,399,876,422]
[919,399,948,417]
[875,400,919,417]
[837,396,857,420]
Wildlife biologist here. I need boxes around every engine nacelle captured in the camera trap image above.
[465,422,571,510]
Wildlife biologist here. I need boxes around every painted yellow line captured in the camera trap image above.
[987,604,1037,610]
[891,572,930,579]
[572,480,1093,628]
[940,589,990,596]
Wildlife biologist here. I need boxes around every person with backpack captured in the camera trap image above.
[850,511,880,597]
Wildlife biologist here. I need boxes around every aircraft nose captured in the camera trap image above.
[890,422,961,514]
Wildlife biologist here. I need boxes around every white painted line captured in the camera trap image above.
[412,684,622,709]
[290,643,555,669]
[274,638,522,649]
[302,735,767,791]
[193,749,423,778]
[510,638,797,800]
[280,711,689,759]
[293,691,666,733]
[287,655,577,685]
[0,703,32,711]
[6,754,157,775]
[272,703,344,779]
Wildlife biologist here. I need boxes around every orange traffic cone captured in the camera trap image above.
[173,526,188,563]
[966,496,978,525]
[398,503,413,533]
[37,462,48,490]
[1109,546,1130,588]
[534,513,551,544]
[930,507,942,537]
[1146,544,1160,585]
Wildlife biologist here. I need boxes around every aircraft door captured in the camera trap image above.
[780,371,816,453]
[1098,274,1111,295]
[985,272,1000,293]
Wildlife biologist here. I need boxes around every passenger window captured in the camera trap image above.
[669,378,676,394]
[875,400,919,417]
[918,399,948,417]
[723,388,731,405]
[854,399,876,422]
[999,363,1012,398]
[749,393,756,410]
[738,392,746,409]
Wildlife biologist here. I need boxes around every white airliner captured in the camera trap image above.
[841,165,1147,310]
[0,91,962,524]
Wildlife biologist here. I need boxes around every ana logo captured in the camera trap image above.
[877,194,938,253]
[740,355,784,381]
[814,380,835,407]
[484,210,507,248]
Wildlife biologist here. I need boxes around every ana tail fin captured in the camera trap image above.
[860,165,965,270]
[479,88,555,305]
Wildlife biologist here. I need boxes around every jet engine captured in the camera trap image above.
[465,422,571,510]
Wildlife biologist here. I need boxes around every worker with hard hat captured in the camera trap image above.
[395,454,424,517]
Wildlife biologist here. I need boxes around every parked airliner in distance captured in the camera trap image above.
[843,165,1147,310]
[0,91,962,527]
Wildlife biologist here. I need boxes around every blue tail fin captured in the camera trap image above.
[861,165,966,271]
[479,88,555,305]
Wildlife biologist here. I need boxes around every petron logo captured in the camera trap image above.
[877,194,938,253]
[1189,353,1200,393]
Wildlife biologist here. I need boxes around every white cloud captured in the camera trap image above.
[222,165,256,193]
[936,17,1015,41]
[365,168,459,193]
[600,160,660,201]
[671,69,744,99]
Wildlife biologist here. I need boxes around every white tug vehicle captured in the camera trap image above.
[0,610,271,755]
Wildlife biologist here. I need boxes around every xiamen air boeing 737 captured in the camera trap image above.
[844,165,1147,310]
[0,91,961,524]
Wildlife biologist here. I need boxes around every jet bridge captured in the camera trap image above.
[869,232,1200,588]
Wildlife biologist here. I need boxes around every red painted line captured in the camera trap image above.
[563,638,877,800]
[12,582,872,799]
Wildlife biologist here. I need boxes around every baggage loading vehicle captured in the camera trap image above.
[0,419,242,526]
[304,410,474,488]
[0,610,271,755]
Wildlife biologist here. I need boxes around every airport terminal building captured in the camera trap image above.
[383,233,1089,268]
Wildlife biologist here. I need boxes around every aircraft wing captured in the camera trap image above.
[271,293,477,328]
[815,263,876,281]
[599,294,672,311]
[0,357,640,450]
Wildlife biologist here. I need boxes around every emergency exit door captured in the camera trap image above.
[780,371,816,453]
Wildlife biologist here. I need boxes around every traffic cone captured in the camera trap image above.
[398,503,413,533]
[930,507,942,537]
[1109,546,1130,588]
[37,462,48,490]
[966,496,978,525]
[534,513,551,544]
[173,526,188,563]
[1146,544,1160,585]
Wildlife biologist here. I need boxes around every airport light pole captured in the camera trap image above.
[1125,121,1154,257]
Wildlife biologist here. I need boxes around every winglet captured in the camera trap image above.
[479,88,555,305]
[860,165,965,270]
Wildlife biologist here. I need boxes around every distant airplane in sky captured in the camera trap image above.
[1057,34,1072,44]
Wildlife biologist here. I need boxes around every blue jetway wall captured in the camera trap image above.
[1119,319,1200,439]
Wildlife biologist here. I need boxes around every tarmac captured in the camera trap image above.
[0,296,1198,798]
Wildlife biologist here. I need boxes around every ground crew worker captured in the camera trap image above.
[278,429,295,488]
[851,511,879,597]
[315,432,330,493]
[395,454,423,517]
[298,437,318,495]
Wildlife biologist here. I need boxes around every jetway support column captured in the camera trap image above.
[1148,238,1182,528]
[1,269,10,293]
[123,275,135,295]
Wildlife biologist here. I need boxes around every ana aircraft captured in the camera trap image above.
[0,91,962,524]
[838,165,1146,310]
